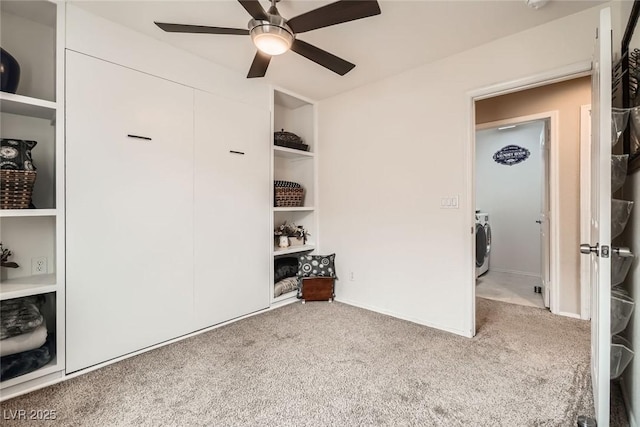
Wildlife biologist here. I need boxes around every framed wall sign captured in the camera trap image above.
[493,145,530,166]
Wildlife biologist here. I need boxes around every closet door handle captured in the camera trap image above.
[127,134,152,141]
[229,150,245,155]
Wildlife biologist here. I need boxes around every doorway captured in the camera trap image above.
[470,75,592,322]
[474,117,551,309]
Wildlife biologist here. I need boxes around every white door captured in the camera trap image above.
[66,52,195,372]
[193,90,270,329]
[581,8,612,425]
[539,122,551,308]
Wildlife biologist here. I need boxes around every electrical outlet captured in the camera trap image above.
[350,271,356,281]
[31,257,48,275]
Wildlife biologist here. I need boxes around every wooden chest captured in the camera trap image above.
[301,277,335,303]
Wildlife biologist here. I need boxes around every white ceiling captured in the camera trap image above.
[72,0,604,101]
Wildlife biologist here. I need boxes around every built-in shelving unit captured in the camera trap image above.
[273,207,315,212]
[271,88,318,304]
[273,145,315,159]
[0,209,57,218]
[0,92,57,121]
[274,245,317,257]
[0,274,57,301]
[0,0,65,400]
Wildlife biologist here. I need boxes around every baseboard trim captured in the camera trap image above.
[620,377,638,427]
[555,311,581,319]
[489,268,541,278]
[336,298,471,338]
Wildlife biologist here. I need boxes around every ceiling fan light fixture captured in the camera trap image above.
[525,0,550,9]
[250,21,294,56]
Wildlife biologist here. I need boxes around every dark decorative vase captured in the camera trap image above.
[0,48,21,94]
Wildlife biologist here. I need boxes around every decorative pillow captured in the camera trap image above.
[0,139,37,170]
[297,254,336,278]
[274,257,299,283]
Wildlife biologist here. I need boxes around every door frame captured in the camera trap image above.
[464,61,592,336]
[579,104,592,320]
[475,112,558,312]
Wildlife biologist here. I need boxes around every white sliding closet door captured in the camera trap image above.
[66,51,195,372]
[194,90,270,329]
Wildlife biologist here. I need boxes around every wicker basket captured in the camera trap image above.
[274,130,309,152]
[274,186,304,207]
[1,170,37,209]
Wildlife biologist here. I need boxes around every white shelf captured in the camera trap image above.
[0,92,57,121]
[0,209,57,218]
[273,146,314,159]
[273,245,315,256]
[0,274,57,300]
[272,289,298,303]
[273,207,315,212]
[0,357,61,390]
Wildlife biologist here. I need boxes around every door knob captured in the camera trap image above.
[580,243,599,255]
[613,247,633,257]
[536,220,542,224]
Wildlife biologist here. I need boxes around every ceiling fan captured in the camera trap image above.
[154,0,381,78]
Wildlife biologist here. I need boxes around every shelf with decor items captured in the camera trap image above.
[0,274,57,301]
[273,145,315,159]
[0,209,57,218]
[273,206,315,212]
[271,88,317,304]
[0,292,60,391]
[0,0,66,400]
[0,92,57,121]
[274,245,316,257]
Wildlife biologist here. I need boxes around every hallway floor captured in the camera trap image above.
[476,270,545,309]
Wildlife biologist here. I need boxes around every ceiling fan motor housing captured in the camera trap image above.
[249,14,294,56]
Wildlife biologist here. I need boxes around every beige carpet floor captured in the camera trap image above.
[2,298,593,426]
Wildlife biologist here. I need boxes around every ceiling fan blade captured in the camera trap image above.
[238,0,268,20]
[290,39,355,76]
[155,22,249,35]
[287,0,381,34]
[247,51,272,78]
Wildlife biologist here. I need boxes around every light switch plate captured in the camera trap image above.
[440,196,459,209]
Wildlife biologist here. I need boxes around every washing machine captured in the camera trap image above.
[475,212,491,278]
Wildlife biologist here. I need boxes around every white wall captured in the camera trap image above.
[318,5,606,336]
[476,122,544,276]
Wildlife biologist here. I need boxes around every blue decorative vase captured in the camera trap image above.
[0,48,21,94]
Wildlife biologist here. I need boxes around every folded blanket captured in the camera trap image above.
[0,324,47,357]
[274,276,299,298]
[0,334,54,382]
[1,297,44,340]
